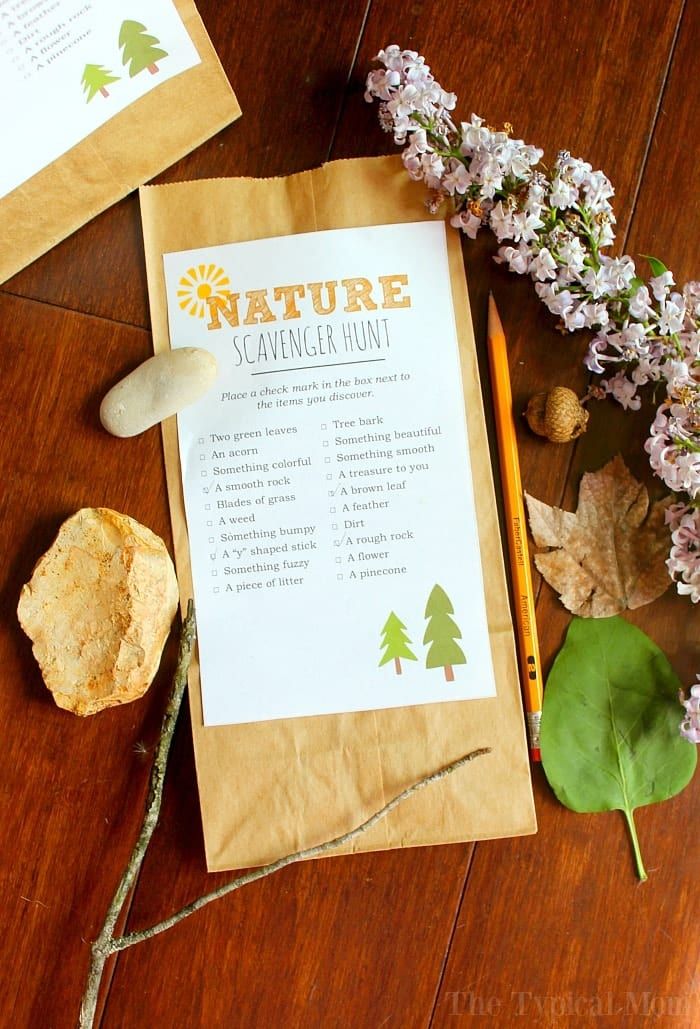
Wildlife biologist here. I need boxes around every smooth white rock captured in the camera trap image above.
[100,347,218,437]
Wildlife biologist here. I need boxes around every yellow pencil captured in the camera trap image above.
[487,293,543,760]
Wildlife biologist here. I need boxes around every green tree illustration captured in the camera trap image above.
[118,21,168,77]
[379,612,417,675]
[423,584,466,681]
[81,64,119,102]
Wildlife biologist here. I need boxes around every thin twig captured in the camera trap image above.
[79,596,490,1025]
[79,600,197,1029]
[109,745,491,952]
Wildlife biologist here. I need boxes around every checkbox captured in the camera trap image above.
[201,470,208,477]
[205,504,211,511]
[206,520,213,527]
[334,540,341,547]
[332,523,338,530]
[198,437,205,444]
[321,423,327,430]
[203,486,210,494]
[323,440,329,447]
[211,569,217,577]
[208,536,215,543]
[328,490,334,497]
[336,573,343,580]
[199,454,206,461]
[210,552,216,560]
[324,456,331,464]
[329,506,336,514]
[213,586,220,594]
[326,473,332,481]
[335,556,341,564]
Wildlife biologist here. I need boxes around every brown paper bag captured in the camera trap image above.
[0,0,240,284]
[140,156,536,871]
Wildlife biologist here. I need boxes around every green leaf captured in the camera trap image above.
[541,616,696,881]
[641,254,668,279]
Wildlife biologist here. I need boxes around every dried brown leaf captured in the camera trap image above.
[526,494,576,548]
[525,456,672,617]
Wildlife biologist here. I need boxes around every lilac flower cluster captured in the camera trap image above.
[366,45,700,740]
[680,679,700,743]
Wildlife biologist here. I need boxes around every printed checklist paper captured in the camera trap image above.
[0,0,200,199]
[163,221,498,727]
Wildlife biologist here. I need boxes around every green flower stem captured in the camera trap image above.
[623,807,648,882]
[579,206,601,266]
[671,434,700,454]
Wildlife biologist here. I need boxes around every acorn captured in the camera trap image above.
[524,386,589,443]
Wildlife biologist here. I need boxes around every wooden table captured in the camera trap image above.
[3,2,699,1026]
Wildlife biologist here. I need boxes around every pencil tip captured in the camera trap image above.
[487,292,505,344]
[487,291,497,324]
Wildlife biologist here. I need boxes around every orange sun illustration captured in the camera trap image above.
[177,264,231,318]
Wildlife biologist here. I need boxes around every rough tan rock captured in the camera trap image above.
[17,508,179,715]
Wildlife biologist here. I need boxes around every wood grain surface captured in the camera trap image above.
[1,2,698,1027]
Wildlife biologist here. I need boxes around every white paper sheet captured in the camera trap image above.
[163,221,498,726]
[0,0,200,199]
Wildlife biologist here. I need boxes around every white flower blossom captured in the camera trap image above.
[650,270,675,301]
[442,161,471,195]
[449,208,482,239]
[421,152,446,189]
[679,680,700,742]
[529,247,558,281]
[512,210,544,243]
[657,295,686,336]
[582,266,613,300]
[581,170,614,212]
[603,255,636,291]
[581,301,610,330]
[364,68,400,102]
[557,237,587,278]
[662,360,692,392]
[604,371,641,410]
[683,282,700,321]
[629,285,655,320]
[489,201,516,242]
[460,114,491,151]
[585,336,614,373]
[495,243,531,274]
[549,177,578,209]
